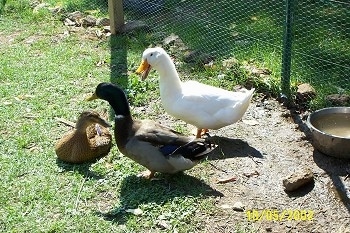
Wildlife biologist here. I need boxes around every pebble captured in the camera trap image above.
[283,168,314,192]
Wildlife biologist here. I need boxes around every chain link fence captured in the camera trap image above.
[122,0,349,108]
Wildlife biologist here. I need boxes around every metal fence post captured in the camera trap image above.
[281,0,295,101]
[108,0,124,34]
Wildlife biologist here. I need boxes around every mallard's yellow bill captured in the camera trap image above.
[136,60,151,80]
[85,92,98,101]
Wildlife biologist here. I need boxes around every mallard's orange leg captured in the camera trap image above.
[196,128,209,138]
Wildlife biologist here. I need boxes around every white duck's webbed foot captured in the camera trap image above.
[196,128,209,138]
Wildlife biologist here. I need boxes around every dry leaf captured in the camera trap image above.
[217,176,237,184]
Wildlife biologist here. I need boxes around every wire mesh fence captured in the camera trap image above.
[122,0,350,108]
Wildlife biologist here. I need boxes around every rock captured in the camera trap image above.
[67,11,83,22]
[82,15,97,27]
[183,50,214,64]
[103,26,111,33]
[64,18,76,26]
[48,6,63,14]
[125,208,143,215]
[163,33,180,46]
[283,168,314,192]
[96,17,110,27]
[120,20,150,33]
[296,83,316,103]
[325,94,350,106]
[222,57,238,68]
[220,204,232,209]
[232,201,245,211]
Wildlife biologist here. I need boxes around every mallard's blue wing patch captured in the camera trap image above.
[159,145,180,156]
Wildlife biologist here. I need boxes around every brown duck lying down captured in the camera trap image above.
[86,82,217,179]
[55,110,112,164]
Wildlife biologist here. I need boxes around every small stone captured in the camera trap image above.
[296,83,316,102]
[67,11,83,21]
[120,20,149,33]
[48,6,62,14]
[183,50,214,64]
[96,17,110,27]
[103,26,111,33]
[220,204,232,209]
[156,220,170,230]
[325,94,350,106]
[232,201,244,211]
[163,33,179,46]
[125,208,143,215]
[95,30,103,39]
[283,168,314,192]
[64,18,76,26]
[82,15,97,27]
[222,57,238,68]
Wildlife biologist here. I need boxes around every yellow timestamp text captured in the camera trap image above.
[246,209,314,221]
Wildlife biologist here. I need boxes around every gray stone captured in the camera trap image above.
[120,20,150,33]
[96,18,110,27]
[82,15,97,27]
[283,168,314,192]
[325,94,350,106]
[296,83,316,102]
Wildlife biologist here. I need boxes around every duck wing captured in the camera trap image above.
[134,119,193,146]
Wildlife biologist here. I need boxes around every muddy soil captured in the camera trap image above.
[140,93,350,233]
[187,94,350,232]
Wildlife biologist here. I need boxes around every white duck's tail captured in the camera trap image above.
[233,87,255,120]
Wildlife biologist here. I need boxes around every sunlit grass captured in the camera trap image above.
[0,1,225,232]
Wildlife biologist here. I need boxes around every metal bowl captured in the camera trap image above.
[306,107,350,159]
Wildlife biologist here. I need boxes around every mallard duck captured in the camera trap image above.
[136,47,255,138]
[55,110,112,164]
[86,82,216,179]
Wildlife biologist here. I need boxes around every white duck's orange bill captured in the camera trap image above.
[136,60,151,80]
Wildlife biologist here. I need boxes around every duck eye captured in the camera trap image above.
[150,53,153,57]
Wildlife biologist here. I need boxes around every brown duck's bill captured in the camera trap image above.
[136,60,151,80]
[85,92,98,101]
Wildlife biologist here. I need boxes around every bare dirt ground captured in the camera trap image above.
[186,94,350,232]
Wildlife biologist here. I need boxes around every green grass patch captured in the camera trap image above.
[0,1,227,232]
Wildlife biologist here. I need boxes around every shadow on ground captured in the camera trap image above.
[208,136,263,160]
[313,150,350,214]
[55,158,104,179]
[95,173,223,224]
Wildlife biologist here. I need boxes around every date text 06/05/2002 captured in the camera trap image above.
[246,209,314,221]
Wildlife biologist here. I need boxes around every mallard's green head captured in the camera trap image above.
[86,83,131,116]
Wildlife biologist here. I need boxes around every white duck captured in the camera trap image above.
[136,47,255,138]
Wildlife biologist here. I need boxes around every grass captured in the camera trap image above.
[0,1,230,232]
[1,0,348,232]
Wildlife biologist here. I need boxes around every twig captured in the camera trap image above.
[209,162,229,173]
[74,177,86,211]
[345,174,350,181]
[248,155,262,166]
[55,117,76,128]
